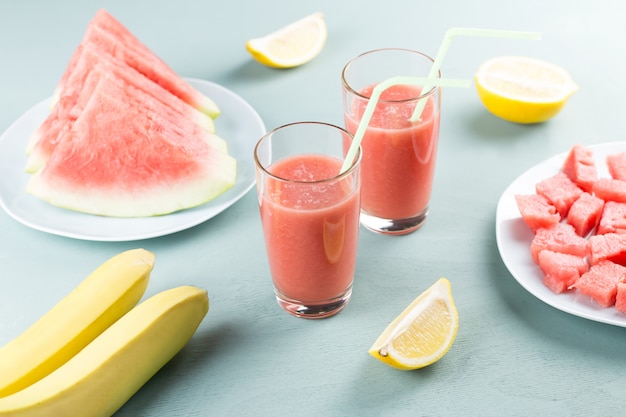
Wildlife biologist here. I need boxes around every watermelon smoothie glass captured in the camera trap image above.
[254,122,362,319]
[342,48,441,235]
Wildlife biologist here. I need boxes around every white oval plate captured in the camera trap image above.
[0,79,266,241]
[496,142,626,327]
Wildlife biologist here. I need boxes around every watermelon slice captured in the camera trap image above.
[515,193,561,232]
[26,44,224,173]
[535,171,583,217]
[28,42,216,152]
[26,74,236,217]
[592,177,626,203]
[561,144,597,192]
[51,9,220,118]
[606,151,626,181]
[572,260,626,307]
[566,192,604,237]
[588,232,626,266]
[597,201,626,235]
[529,223,589,263]
[537,250,588,294]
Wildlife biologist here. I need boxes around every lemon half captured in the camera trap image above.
[475,56,578,124]
[369,278,459,371]
[246,12,327,69]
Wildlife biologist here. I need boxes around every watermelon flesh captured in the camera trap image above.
[597,201,626,235]
[28,42,216,154]
[26,46,224,173]
[51,9,220,118]
[572,260,626,308]
[588,233,626,267]
[606,151,626,181]
[566,192,604,237]
[592,178,626,203]
[515,143,626,313]
[535,171,583,217]
[515,194,561,232]
[26,76,236,217]
[537,250,588,294]
[561,144,597,192]
[530,223,589,263]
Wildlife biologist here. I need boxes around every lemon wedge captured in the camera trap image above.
[369,278,458,370]
[245,12,327,68]
[475,56,578,124]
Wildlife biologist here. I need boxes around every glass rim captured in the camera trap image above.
[341,47,442,103]
[253,121,361,185]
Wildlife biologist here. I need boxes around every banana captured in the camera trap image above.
[0,248,155,397]
[0,285,209,417]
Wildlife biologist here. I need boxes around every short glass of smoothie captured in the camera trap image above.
[254,122,362,319]
[342,48,441,235]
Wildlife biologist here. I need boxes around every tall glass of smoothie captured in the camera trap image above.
[254,122,361,319]
[342,48,441,235]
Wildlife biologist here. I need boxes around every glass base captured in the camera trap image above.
[275,286,352,319]
[360,207,428,235]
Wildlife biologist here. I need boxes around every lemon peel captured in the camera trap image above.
[245,12,327,68]
[475,56,578,124]
[369,278,459,370]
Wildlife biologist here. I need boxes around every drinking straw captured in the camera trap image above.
[340,76,470,173]
[341,27,542,173]
[409,27,542,122]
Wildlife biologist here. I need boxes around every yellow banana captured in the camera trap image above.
[0,285,209,417]
[0,248,155,397]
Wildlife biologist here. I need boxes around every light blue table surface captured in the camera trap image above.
[1,0,625,416]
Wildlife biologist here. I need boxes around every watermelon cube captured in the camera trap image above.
[588,232,626,266]
[535,171,583,217]
[566,192,604,237]
[530,223,590,263]
[592,178,626,203]
[606,151,626,181]
[572,260,626,307]
[537,250,588,293]
[615,282,626,314]
[597,201,626,235]
[561,144,598,192]
[515,194,561,233]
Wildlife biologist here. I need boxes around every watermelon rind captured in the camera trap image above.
[24,8,236,217]
[25,158,237,218]
[25,70,237,218]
